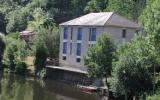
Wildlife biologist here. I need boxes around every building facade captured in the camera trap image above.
[59,12,141,72]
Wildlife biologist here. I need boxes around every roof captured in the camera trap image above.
[20,30,35,36]
[60,12,141,29]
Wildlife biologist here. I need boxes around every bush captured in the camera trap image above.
[15,62,27,75]
[36,68,47,79]
[34,45,47,75]
[147,89,160,100]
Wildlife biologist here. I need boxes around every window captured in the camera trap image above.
[136,30,139,34]
[62,56,66,60]
[122,29,126,38]
[76,43,81,56]
[70,43,72,55]
[63,42,67,54]
[71,27,73,40]
[77,28,83,40]
[76,58,81,62]
[63,27,68,39]
[89,28,97,41]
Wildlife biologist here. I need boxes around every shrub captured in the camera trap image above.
[15,61,27,75]
[34,45,47,75]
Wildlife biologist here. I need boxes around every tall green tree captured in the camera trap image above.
[3,38,18,72]
[109,35,154,100]
[34,20,59,74]
[139,0,160,63]
[84,33,116,78]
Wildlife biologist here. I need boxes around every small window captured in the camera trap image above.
[62,56,66,60]
[76,43,81,56]
[63,27,68,39]
[136,30,139,34]
[63,42,67,54]
[89,28,97,41]
[71,27,73,40]
[76,58,81,62]
[77,28,83,40]
[122,29,126,38]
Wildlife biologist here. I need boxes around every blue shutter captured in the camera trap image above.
[63,42,67,54]
[76,43,81,56]
[91,28,97,41]
[77,28,82,40]
[63,27,68,39]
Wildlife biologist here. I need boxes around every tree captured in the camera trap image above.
[139,0,160,63]
[109,35,154,100]
[84,33,116,78]
[147,89,160,100]
[84,0,108,13]
[34,43,47,75]
[35,20,59,61]
[6,7,31,33]
[34,21,59,74]
[18,40,28,61]
[3,38,18,72]
[107,0,147,21]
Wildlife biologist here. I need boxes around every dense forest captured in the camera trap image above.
[0,0,151,34]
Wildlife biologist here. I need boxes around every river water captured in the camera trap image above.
[0,73,106,100]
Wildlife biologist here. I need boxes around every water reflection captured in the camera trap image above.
[0,73,103,100]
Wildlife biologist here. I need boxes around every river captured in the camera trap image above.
[0,73,107,100]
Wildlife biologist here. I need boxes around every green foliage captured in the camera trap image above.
[3,35,28,74]
[35,21,59,60]
[36,68,47,79]
[139,0,160,65]
[6,7,31,33]
[34,21,59,75]
[34,44,47,74]
[84,0,108,12]
[7,32,19,39]
[107,0,146,21]
[69,0,88,17]
[17,40,28,61]
[15,61,27,75]
[109,35,154,99]
[3,38,18,72]
[147,89,160,100]
[84,33,116,78]
[27,8,47,30]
